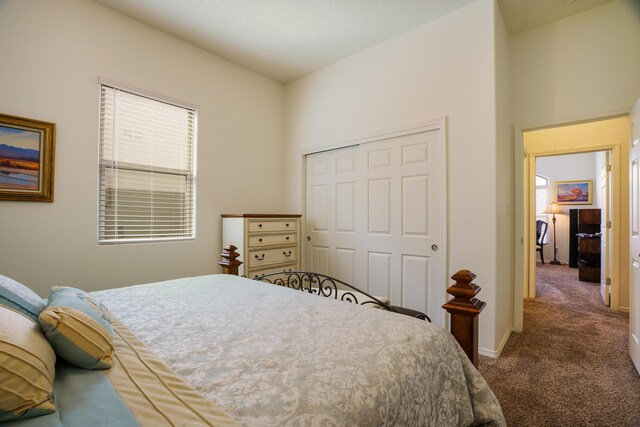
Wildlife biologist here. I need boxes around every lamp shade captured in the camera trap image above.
[543,202,563,215]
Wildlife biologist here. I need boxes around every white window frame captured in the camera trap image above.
[536,174,550,245]
[98,79,198,244]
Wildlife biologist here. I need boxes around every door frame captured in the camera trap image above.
[514,115,630,331]
[300,117,449,320]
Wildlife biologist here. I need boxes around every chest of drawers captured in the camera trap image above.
[221,214,302,278]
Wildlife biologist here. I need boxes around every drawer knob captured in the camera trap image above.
[286,223,289,227]
[283,251,292,257]
[259,238,263,242]
[286,237,290,240]
[255,254,265,260]
[258,224,263,228]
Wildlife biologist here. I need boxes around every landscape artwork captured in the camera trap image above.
[0,125,42,191]
[0,113,55,202]
[555,180,592,205]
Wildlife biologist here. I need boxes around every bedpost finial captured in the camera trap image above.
[451,269,476,285]
[446,269,484,307]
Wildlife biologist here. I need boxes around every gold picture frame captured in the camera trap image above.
[0,113,55,202]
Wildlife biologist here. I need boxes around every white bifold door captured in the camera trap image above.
[305,127,446,325]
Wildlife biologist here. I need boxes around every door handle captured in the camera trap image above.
[431,244,439,251]
[307,236,311,241]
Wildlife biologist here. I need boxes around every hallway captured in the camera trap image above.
[479,263,640,426]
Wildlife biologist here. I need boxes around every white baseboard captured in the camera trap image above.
[479,328,512,358]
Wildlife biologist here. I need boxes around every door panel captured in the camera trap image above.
[368,251,392,297]
[402,175,430,235]
[630,98,640,374]
[305,127,445,325]
[368,179,392,234]
[401,255,430,310]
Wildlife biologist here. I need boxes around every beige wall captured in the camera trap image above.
[0,0,285,296]
[511,0,640,127]
[284,0,509,355]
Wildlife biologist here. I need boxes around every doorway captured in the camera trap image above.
[535,151,611,303]
[514,116,630,332]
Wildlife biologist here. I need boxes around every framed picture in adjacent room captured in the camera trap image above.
[0,113,55,202]
[555,180,592,205]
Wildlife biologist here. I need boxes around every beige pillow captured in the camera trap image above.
[0,305,56,421]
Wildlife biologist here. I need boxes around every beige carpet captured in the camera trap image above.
[479,263,640,426]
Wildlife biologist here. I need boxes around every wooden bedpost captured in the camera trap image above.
[442,270,486,367]
[219,245,242,275]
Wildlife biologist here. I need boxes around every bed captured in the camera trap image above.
[1,270,505,426]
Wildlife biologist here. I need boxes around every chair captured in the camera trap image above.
[536,220,548,264]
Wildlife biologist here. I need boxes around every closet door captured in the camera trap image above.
[305,126,446,325]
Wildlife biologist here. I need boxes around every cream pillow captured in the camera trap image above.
[0,305,56,422]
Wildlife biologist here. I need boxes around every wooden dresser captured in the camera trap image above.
[221,214,302,278]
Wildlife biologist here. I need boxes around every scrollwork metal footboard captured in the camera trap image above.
[254,270,431,322]
[220,244,486,366]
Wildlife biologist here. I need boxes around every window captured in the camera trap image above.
[98,83,197,243]
[536,174,549,244]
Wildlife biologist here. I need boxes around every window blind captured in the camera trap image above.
[98,84,196,243]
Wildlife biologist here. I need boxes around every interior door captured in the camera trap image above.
[630,98,640,374]
[305,127,446,325]
[601,151,611,306]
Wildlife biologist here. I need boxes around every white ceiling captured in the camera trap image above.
[93,0,614,83]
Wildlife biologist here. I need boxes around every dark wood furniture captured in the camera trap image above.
[576,209,601,283]
[442,270,486,366]
[569,209,579,268]
[536,220,548,264]
[219,245,486,367]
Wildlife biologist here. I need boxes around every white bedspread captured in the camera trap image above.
[94,274,504,427]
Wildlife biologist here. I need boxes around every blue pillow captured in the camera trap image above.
[0,274,45,323]
[39,286,114,370]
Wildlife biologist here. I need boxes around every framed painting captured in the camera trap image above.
[555,180,592,205]
[0,113,55,202]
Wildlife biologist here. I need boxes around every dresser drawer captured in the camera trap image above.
[248,219,297,233]
[248,233,297,248]
[248,247,297,268]
[247,264,296,280]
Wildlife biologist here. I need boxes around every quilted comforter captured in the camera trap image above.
[94,274,505,427]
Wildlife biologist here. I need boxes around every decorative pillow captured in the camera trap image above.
[0,273,46,323]
[39,286,114,370]
[0,305,56,422]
